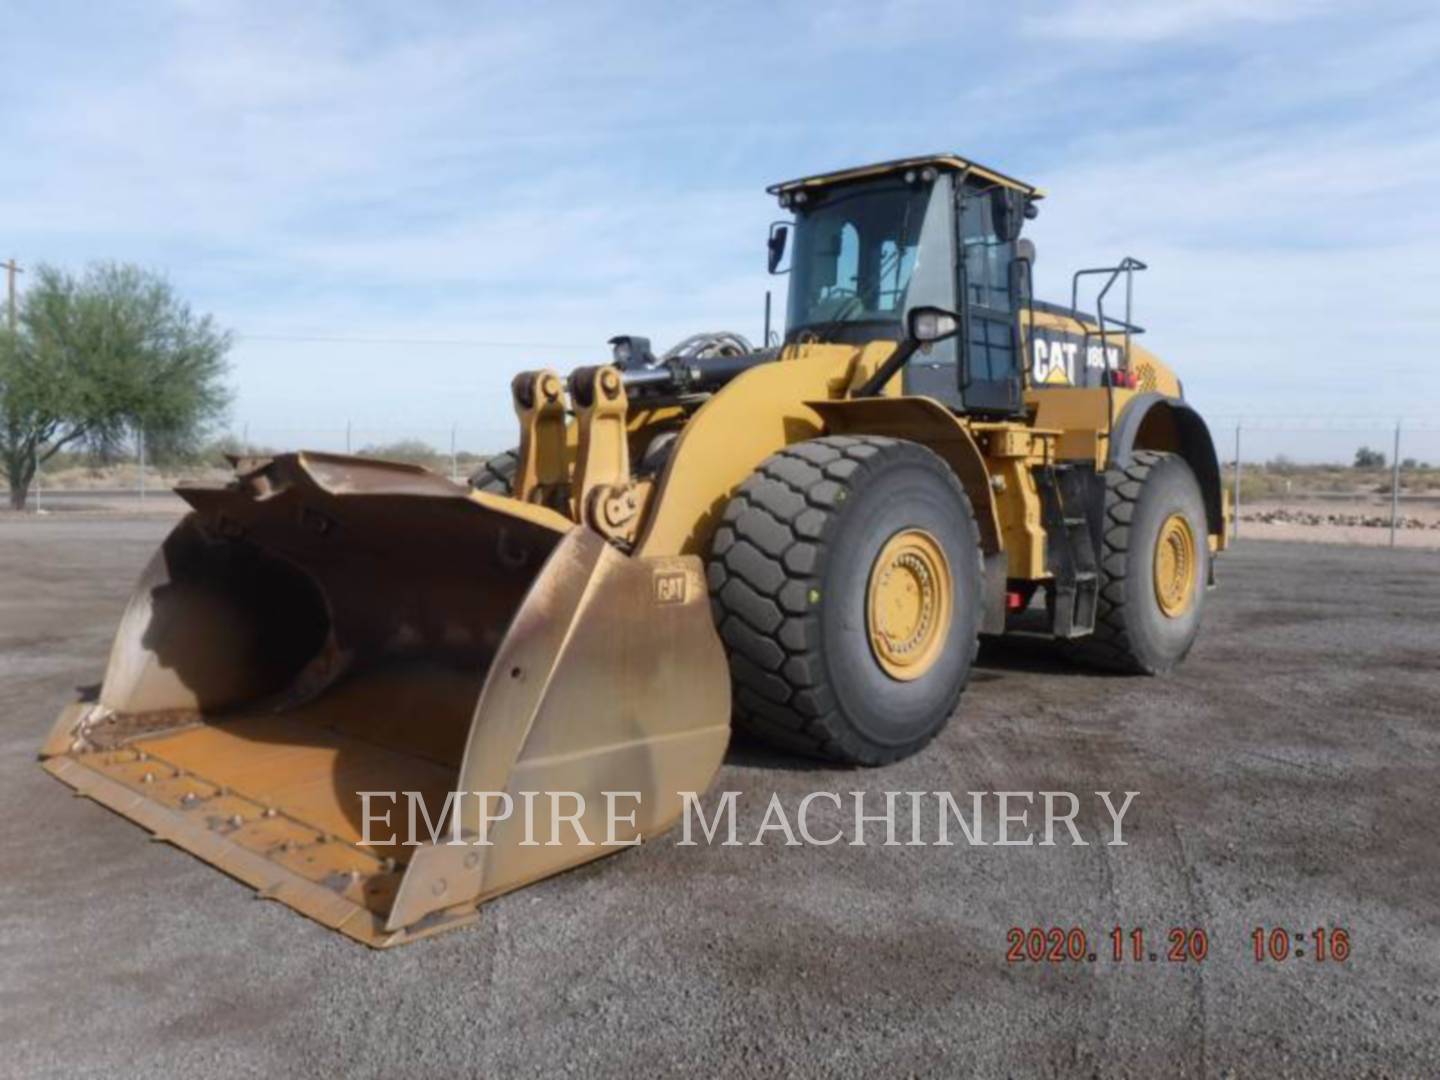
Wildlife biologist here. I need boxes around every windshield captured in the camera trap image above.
[785,180,933,339]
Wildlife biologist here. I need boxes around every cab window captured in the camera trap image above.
[960,188,1017,385]
[787,181,930,334]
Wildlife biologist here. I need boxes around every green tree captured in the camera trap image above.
[0,263,231,509]
[1353,446,1386,469]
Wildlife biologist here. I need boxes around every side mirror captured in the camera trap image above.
[907,306,960,344]
[994,189,1030,242]
[767,223,789,274]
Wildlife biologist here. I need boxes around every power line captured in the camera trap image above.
[235,332,595,350]
[1207,417,1440,431]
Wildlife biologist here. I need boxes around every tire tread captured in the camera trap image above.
[1067,449,1173,673]
[708,435,983,764]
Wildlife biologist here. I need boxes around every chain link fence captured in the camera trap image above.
[15,423,515,514]
[15,415,1440,553]
[1212,416,1440,550]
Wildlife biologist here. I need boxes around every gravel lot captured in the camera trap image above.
[3,515,1438,1078]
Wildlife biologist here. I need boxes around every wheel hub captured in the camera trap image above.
[866,528,953,681]
[1153,512,1197,618]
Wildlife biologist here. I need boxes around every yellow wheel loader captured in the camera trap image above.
[40,154,1228,945]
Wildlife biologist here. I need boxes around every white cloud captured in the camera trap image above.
[1024,0,1331,42]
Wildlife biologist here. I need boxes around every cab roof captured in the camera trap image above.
[767,153,1044,201]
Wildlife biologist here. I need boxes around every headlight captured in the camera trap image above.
[907,307,960,344]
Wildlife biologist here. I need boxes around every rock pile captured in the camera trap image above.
[1242,508,1440,530]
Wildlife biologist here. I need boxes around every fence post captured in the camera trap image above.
[138,426,146,505]
[1232,422,1241,541]
[1390,420,1401,548]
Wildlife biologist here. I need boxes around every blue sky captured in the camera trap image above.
[3,0,1439,460]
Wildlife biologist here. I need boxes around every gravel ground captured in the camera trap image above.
[2,516,1438,1078]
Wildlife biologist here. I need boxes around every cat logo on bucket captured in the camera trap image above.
[654,570,688,604]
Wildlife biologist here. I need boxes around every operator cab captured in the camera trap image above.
[768,154,1042,417]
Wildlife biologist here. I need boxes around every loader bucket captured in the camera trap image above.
[40,453,731,946]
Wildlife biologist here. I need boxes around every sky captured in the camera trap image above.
[3,0,1439,461]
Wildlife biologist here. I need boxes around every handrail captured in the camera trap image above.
[1070,257,1148,468]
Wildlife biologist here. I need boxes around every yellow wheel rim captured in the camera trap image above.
[1153,512,1198,618]
[866,528,952,681]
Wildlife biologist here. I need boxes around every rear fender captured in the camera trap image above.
[1110,394,1226,544]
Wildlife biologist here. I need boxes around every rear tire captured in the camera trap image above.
[707,435,983,765]
[1066,450,1209,674]
[469,449,517,494]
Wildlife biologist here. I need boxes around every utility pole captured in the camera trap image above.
[1232,423,1241,542]
[6,258,27,510]
[1390,420,1402,548]
[3,258,22,331]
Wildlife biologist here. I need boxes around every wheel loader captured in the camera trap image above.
[39,154,1228,946]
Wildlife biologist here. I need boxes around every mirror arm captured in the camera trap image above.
[855,338,921,397]
[767,222,791,275]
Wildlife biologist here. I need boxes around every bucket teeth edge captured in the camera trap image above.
[40,755,473,948]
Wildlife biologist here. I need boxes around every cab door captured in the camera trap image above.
[957,185,1024,415]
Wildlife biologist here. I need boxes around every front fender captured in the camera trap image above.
[806,396,1003,554]
[807,395,1009,635]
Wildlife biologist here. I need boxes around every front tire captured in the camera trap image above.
[468,449,517,494]
[707,436,983,765]
[1067,450,1209,674]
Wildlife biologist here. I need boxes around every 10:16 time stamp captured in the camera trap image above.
[1006,926,1351,964]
